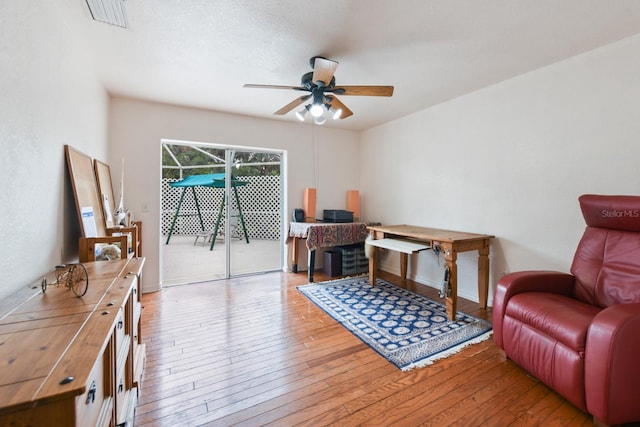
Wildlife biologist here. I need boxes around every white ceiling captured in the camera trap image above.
[75,0,640,131]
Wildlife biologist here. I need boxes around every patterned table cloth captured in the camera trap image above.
[288,222,369,251]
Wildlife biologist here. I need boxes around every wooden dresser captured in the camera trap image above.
[0,258,145,426]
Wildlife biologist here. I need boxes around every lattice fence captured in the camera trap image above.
[162,175,281,240]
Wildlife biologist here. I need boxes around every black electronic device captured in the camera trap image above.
[323,209,354,223]
[293,208,305,222]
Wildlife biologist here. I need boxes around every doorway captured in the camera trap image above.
[161,140,284,285]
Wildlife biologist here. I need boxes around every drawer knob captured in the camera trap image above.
[59,376,74,385]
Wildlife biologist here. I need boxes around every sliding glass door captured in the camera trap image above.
[222,148,283,277]
[161,141,283,284]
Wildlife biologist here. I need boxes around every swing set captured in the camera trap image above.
[165,173,249,250]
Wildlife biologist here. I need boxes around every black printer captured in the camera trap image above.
[323,209,354,223]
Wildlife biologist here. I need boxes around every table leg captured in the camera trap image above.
[478,244,490,309]
[308,249,315,282]
[444,246,457,321]
[369,231,384,286]
[291,237,299,273]
[369,246,378,285]
[400,252,408,280]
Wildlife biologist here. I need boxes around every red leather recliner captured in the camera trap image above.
[493,194,640,426]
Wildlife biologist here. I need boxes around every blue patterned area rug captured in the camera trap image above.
[297,275,492,371]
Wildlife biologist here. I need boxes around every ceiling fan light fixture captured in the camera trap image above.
[309,103,324,118]
[314,116,326,125]
[326,104,343,120]
[295,108,307,121]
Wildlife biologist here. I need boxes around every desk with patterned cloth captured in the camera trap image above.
[288,222,369,282]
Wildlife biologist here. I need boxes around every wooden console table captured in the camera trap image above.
[367,224,494,320]
[0,258,145,426]
[288,222,369,282]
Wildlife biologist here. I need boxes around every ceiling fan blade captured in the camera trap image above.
[332,85,394,97]
[326,95,353,119]
[244,84,307,91]
[312,57,339,86]
[273,95,311,115]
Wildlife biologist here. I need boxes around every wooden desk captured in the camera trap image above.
[367,224,494,320]
[288,222,369,282]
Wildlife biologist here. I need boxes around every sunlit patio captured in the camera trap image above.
[161,235,283,286]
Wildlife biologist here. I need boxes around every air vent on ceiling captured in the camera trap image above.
[85,0,127,28]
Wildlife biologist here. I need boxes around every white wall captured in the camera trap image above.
[360,34,640,305]
[4,1,638,304]
[108,98,360,292]
[0,2,109,301]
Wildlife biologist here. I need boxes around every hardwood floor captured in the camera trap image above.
[135,270,592,426]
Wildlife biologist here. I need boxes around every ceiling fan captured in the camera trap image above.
[243,56,394,124]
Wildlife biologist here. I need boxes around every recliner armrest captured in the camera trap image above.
[585,303,640,425]
[492,270,575,348]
